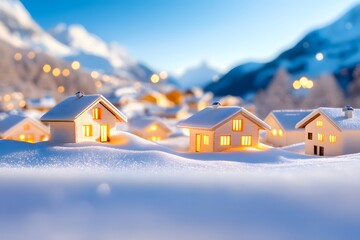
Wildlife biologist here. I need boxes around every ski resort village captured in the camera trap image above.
[2,0,360,240]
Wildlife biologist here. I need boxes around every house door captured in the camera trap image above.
[314,145,317,155]
[319,146,324,156]
[100,124,109,142]
[196,134,201,152]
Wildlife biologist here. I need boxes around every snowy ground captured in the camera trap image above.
[1,132,360,240]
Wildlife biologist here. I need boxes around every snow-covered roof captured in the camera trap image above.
[0,114,49,135]
[0,114,26,134]
[130,117,171,132]
[266,110,312,131]
[296,107,360,130]
[41,94,127,122]
[27,95,56,109]
[178,106,270,130]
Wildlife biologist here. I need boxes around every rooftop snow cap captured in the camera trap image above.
[75,91,84,98]
[343,105,354,118]
[212,101,221,109]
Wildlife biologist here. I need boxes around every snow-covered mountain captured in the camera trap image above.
[0,0,154,82]
[175,61,221,89]
[206,4,360,98]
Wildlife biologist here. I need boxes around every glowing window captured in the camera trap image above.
[149,136,161,141]
[149,125,158,131]
[241,135,252,146]
[317,133,324,142]
[329,135,336,143]
[26,134,34,143]
[93,107,102,120]
[316,120,323,127]
[83,125,93,137]
[232,119,243,131]
[41,135,49,141]
[18,134,25,141]
[203,135,209,145]
[271,129,277,136]
[278,129,283,137]
[220,136,231,146]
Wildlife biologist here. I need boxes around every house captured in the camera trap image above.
[178,102,270,152]
[185,92,213,112]
[165,89,184,105]
[140,91,174,108]
[158,106,190,119]
[26,94,56,112]
[264,110,312,147]
[129,117,172,141]
[40,92,127,144]
[295,106,360,156]
[0,114,50,142]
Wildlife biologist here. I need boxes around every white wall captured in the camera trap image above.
[304,114,342,156]
[49,122,75,144]
[74,102,122,143]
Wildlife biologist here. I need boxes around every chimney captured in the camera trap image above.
[211,101,221,109]
[342,105,354,118]
[75,91,84,98]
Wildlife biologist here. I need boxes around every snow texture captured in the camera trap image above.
[178,106,270,130]
[270,110,313,131]
[40,94,127,122]
[296,107,360,130]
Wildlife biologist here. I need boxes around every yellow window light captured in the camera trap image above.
[93,108,102,120]
[203,135,209,145]
[329,135,336,143]
[318,133,324,142]
[83,125,93,137]
[278,129,283,137]
[241,135,252,146]
[271,129,277,136]
[220,136,231,146]
[316,120,323,127]
[232,119,243,131]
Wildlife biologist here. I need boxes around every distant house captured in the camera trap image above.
[264,110,312,147]
[178,102,270,152]
[140,91,173,108]
[185,92,213,112]
[129,117,172,141]
[26,94,56,112]
[41,92,127,144]
[165,89,184,105]
[0,114,49,143]
[158,106,190,119]
[295,106,360,156]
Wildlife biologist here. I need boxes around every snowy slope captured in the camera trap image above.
[175,61,221,89]
[206,4,360,97]
[1,132,360,239]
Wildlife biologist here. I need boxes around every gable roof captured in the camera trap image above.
[177,106,270,130]
[40,94,127,122]
[295,107,360,131]
[130,117,171,132]
[0,114,49,135]
[266,110,312,131]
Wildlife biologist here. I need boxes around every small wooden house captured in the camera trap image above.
[41,92,127,144]
[178,102,270,152]
[129,117,172,141]
[140,91,173,108]
[0,114,49,142]
[165,89,184,105]
[295,106,360,156]
[264,110,312,147]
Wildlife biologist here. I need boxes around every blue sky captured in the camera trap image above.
[21,0,360,74]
